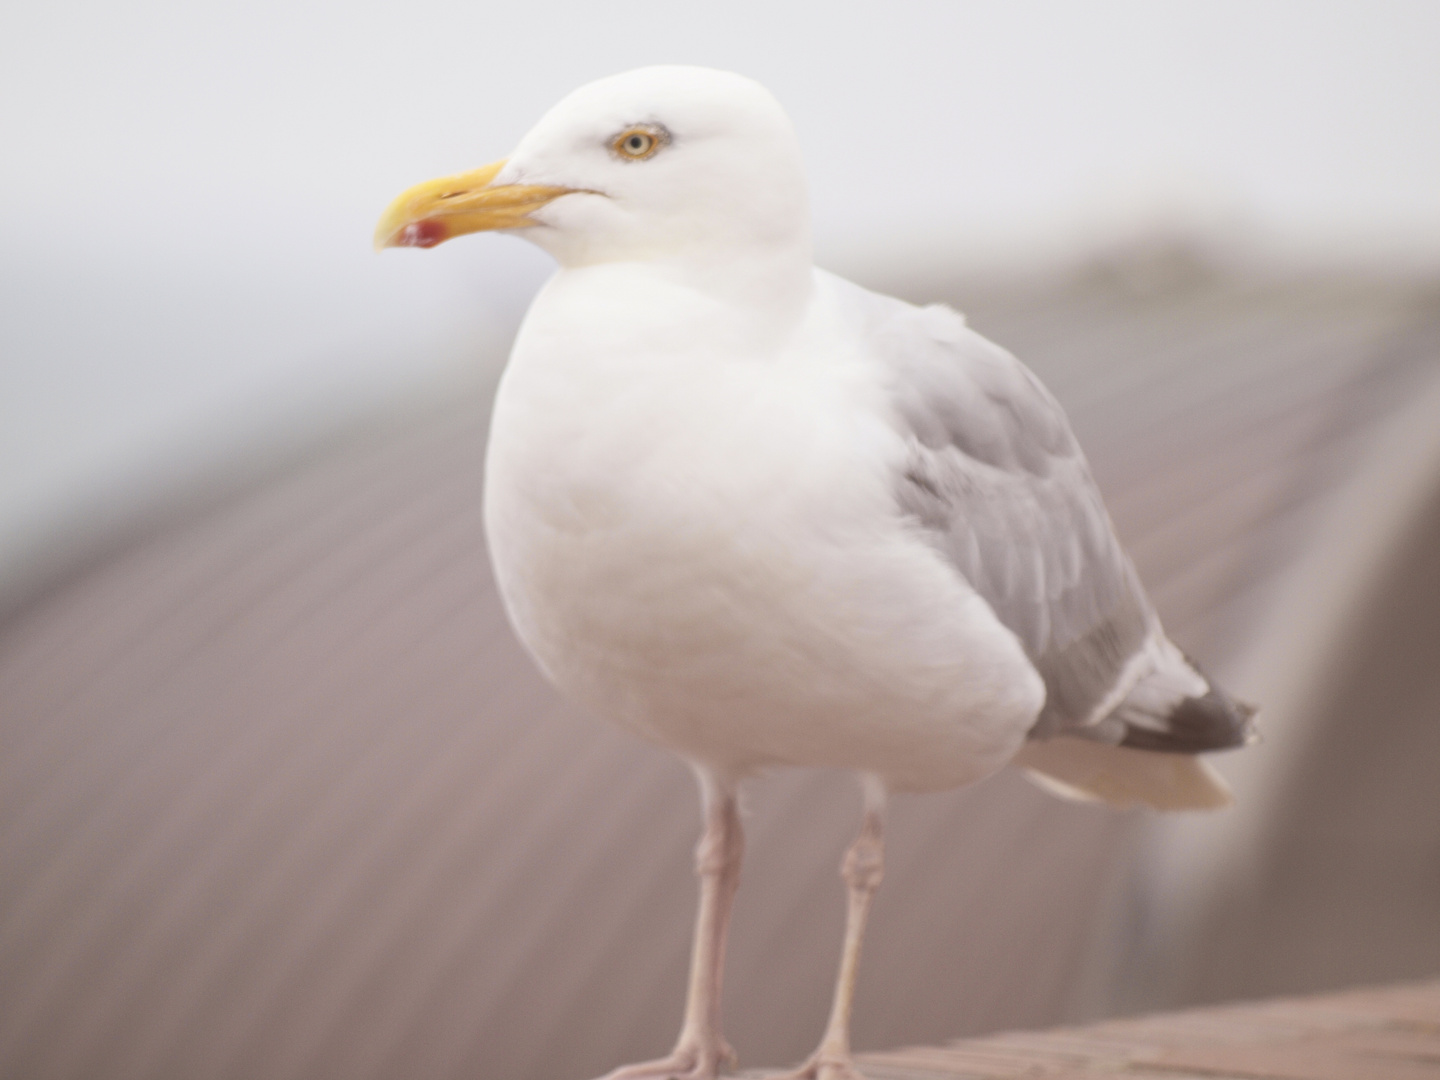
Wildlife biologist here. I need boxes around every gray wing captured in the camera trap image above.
[851,284,1156,738]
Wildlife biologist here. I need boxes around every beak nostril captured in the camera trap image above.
[439,191,468,200]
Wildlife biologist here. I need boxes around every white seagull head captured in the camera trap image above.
[375,66,811,271]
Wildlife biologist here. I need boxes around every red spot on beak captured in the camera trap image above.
[396,220,448,248]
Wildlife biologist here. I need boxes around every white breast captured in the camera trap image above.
[482,267,1044,791]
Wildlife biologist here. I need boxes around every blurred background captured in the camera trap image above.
[2,2,1439,1079]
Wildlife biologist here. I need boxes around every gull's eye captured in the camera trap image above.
[612,126,666,161]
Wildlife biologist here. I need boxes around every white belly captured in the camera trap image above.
[482,282,1043,792]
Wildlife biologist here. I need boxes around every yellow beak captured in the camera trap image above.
[373,159,577,250]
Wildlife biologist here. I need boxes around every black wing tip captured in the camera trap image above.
[1119,685,1259,755]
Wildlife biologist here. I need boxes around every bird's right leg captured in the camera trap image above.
[601,767,744,1080]
[779,774,887,1080]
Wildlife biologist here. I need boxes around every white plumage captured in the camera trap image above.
[377,64,1254,1080]
[486,265,1045,793]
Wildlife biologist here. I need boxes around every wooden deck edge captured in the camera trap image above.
[748,978,1440,1079]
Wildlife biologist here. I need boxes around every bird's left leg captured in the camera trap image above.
[600,766,744,1080]
[781,775,887,1080]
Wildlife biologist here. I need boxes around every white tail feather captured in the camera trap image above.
[1012,737,1233,811]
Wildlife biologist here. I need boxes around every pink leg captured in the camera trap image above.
[781,775,887,1080]
[600,768,743,1080]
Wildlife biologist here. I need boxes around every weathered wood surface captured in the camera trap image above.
[768,980,1440,1080]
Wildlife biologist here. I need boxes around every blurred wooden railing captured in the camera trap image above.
[752,979,1440,1079]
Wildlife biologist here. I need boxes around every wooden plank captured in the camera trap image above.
[825,980,1440,1080]
[1326,1030,1440,1061]
[1138,1040,1440,1080]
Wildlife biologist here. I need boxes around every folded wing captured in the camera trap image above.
[832,274,1254,805]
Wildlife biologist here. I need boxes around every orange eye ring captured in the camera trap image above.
[612,126,666,161]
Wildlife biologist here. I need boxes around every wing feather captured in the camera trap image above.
[825,271,1253,759]
[850,283,1156,737]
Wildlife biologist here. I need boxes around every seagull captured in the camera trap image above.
[375,65,1255,1080]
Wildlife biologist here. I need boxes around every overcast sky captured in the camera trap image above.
[3,0,1438,588]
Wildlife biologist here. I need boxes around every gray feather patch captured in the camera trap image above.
[851,288,1156,736]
